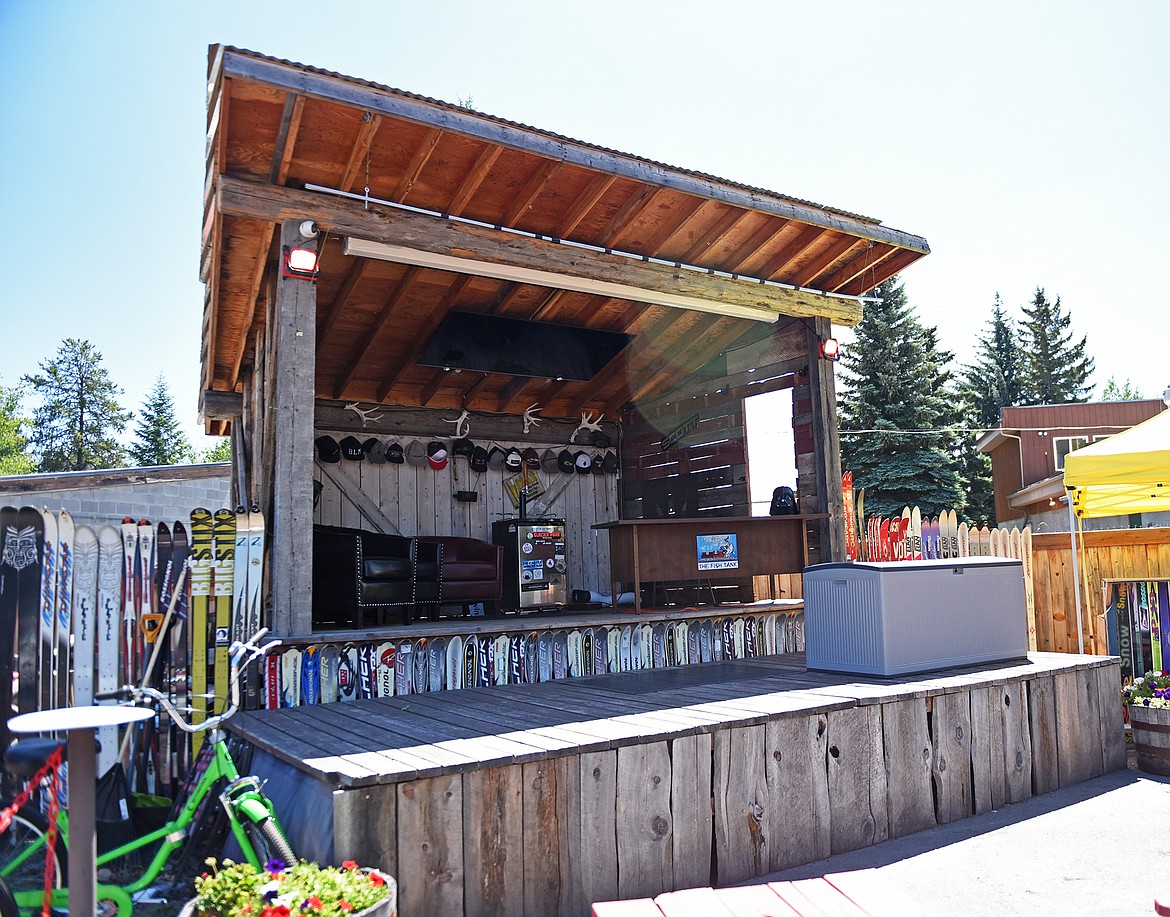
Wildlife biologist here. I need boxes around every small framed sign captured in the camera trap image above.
[696,533,739,571]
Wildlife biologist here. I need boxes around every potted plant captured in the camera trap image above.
[1123,670,1170,776]
[190,857,396,917]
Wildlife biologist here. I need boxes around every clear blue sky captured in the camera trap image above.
[2,0,1167,452]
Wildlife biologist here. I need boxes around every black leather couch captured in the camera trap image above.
[312,525,440,627]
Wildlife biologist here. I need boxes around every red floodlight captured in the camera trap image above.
[818,337,841,361]
[282,245,320,281]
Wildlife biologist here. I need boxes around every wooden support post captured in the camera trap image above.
[808,316,845,561]
[271,219,318,635]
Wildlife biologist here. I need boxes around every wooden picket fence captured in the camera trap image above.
[1030,527,1170,656]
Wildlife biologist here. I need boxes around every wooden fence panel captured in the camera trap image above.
[1030,529,1170,655]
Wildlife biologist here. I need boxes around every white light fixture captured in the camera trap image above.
[283,245,320,280]
[343,236,781,323]
[1163,384,1170,407]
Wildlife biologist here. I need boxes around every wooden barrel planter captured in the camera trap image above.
[1128,705,1170,775]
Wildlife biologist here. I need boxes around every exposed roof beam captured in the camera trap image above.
[268,92,305,185]
[445,144,502,214]
[838,247,924,296]
[218,177,868,324]
[317,258,368,344]
[221,48,930,254]
[818,242,891,293]
[675,206,749,265]
[638,196,708,258]
[339,113,383,193]
[725,216,788,273]
[229,224,276,388]
[558,173,616,238]
[791,234,862,288]
[600,186,661,248]
[756,224,827,281]
[393,127,442,203]
[332,266,421,399]
[500,159,562,227]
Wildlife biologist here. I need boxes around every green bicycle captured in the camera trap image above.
[0,628,293,916]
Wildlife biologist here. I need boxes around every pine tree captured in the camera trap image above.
[957,295,1026,428]
[1018,287,1094,405]
[130,374,193,466]
[1099,377,1143,401]
[198,437,232,463]
[23,339,132,471]
[838,278,965,518]
[0,382,34,475]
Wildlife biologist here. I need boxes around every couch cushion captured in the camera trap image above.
[445,559,498,581]
[415,560,440,580]
[364,557,412,580]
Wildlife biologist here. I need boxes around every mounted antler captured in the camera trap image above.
[344,402,386,427]
[443,409,471,439]
[570,411,604,443]
[522,404,543,435]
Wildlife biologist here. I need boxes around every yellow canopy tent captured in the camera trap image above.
[1062,408,1170,651]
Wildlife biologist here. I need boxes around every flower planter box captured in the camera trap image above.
[1128,704,1170,775]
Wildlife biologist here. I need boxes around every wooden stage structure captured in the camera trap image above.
[230,651,1124,917]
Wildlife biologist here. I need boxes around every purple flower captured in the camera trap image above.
[266,857,287,874]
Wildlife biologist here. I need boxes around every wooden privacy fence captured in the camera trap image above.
[1031,527,1170,655]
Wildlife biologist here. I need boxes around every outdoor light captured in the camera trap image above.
[818,337,841,361]
[1163,384,1170,407]
[282,245,320,280]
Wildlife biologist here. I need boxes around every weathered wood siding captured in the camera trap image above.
[313,436,617,595]
[315,656,1122,917]
[1031,527,1170,654]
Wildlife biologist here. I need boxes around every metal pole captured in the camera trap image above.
[1066,494,1085,654]
[67,727,97,917]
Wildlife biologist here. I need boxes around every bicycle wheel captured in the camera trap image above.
[240,813,294,869]
[0,809,65,896]
[0,876,18,917]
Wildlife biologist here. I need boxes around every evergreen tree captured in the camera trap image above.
[0,382,34,475]
[1018,287,1094,404]
[130,374,193,466]
[1098,377,1143,401]
[198,437,232,463]
[957,295,1026,427]
[23,339,131,471]
[838,278,965,517]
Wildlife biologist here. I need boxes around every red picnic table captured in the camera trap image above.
[592,869,927,917]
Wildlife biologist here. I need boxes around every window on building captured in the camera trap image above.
[1053,436,1089,471]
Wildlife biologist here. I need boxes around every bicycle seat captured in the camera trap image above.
[4,738,67,778]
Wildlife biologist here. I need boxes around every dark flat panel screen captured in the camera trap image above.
[418,311,633,381]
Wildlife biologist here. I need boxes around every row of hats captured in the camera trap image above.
[315,435,618,475]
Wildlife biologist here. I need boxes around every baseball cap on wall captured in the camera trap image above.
[405,440,427,466]
[487,446,507,470]
[315,435,341,463]
[557,450,575,474]
[470,445,489,472]
[541,449,559,474]
[386,441,405,464]
[574,451,591,474]
[363,438,387,464]
[339,435,365,461]
[427,441,449,470]
[505,448,523,471]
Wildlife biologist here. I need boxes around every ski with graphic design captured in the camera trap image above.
[593,627,608,675]
[0,506,17,752]
[189,510,214,747]
[137,519,156,686]
[446,637,461,690]
[301,646,320,705]
[842,472,858,561]
[166,521,191,791]
[264,655,280,709]
[232,509,249,648]
[509,634,524,684]
[94,525,121,773]
[957,521,970,558]
[244,508,265,708]
[70,524,99,710]
[281,647,301,707]
[524,633,538,683]
[2,508,42,752]
[910,507,923,560]
[537,632,553,682]
[606,626,620,673]
[37,509,59,711]
[620,625,633,672]
[343,643,363,700]
[429,638,446,692]
[567,630,582,678]
[491,634,508,686]
[463,636,478,689]
[321,644,341,703]
[360,641,378,699]
[582,628,594,676]
[211,510,236,716]
[664,623,677,667]
[53,510,75,710]
[119,518,139,685]
[651,624,666,667]
[377,641,396,697]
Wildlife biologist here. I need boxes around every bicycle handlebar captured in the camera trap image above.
[99,628,280,733]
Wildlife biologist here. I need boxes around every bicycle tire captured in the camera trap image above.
[0,809,66,896]
[0,875,17,917]
[240,813,294,870]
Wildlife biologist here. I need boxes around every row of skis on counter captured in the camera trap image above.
[0,505,265,796]
[841,473,1033,563]
[270,611,806,706]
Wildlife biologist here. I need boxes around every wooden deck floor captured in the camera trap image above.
[232,651,1117,788]
[230,651,1125,917]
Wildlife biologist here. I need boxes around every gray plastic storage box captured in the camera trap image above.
[803,557,1028,676]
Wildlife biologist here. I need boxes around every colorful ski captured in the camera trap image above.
[301,646,320,704]
[189,509,214,748]
[211,509,236,716]
[244,508,265,708]
[119,517,139,685]
[2,508,43,748]
[429,637,446,692]
[463,635,478,689]
[538,632,553,682]
[321,644,341,703]
[281,647,301,706]
[377,641,396,698]
[38,509,59,711]
[413,638,429,693]
[54,510,74,710]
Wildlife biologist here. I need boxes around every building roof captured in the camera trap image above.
[200,46,931,430]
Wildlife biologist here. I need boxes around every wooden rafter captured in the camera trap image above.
[725,217,787,273]
[619,316,726,407]
[756,224,827,281]
[332,266,421,399]
[392,127,442,203]
[456,372,492,405]
[638,196,708,259]
[268,92,306,185]
[316,258,368,344]
[559,173,617,239]
[445,144,502,214]
[818,241,889,293]
[339,113,383,193]
[675,206,749,265]
[500,159,562,227]
[228,224,276,389]
[838,246,923,296]
[418,370,446,406]
[217,178,868,324]
[598,186,661,248]
[792,234,863,288]
[565,307,680,417]
[495,375,531,412]
[374,274,474,402]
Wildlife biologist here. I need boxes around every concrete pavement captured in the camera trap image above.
[761,756,1170,916]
